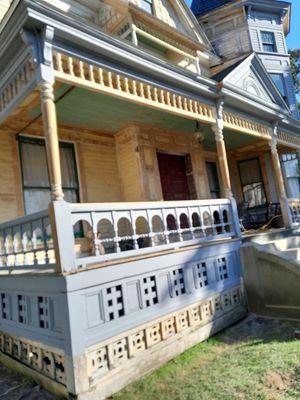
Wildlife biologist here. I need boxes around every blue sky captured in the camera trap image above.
[185,0,299,49]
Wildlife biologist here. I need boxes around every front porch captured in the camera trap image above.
[0,38,299,400]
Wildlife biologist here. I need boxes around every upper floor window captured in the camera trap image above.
[270,73,287,102]
[261,31,277,53]
[140,0,154,14]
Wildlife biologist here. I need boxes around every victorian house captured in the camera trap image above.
[0,0,299,399]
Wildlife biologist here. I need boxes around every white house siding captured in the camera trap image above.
[248,10,299,118]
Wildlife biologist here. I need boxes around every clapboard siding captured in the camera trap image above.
[249,28,261,52]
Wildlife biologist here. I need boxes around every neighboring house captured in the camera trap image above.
[0,0,299,399]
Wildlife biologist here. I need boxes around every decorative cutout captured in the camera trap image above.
[17,295,28,324]
[170,268,186,297]
[38,297,51,329]
[1,293,10,320]
[103,285,124,321]
[87,287,244,380]
[0,332,66,385]
[217,257,228,281]
[140,276,158,308]
[194,262,208,288]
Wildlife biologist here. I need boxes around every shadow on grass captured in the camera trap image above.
[214,314,300,346]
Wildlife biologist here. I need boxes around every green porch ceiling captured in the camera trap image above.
[29,85,260,150]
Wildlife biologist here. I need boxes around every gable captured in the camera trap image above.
[222,54,290,111]
[130,0,211,46]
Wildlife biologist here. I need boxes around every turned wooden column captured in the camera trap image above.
[269,122,292,228]
[40,81,64,201]
[213,99,233,199]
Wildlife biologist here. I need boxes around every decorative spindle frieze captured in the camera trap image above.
[0,57,35,115]
[223,111,271,138]
[277,130,300,149]
[52,51,215,123]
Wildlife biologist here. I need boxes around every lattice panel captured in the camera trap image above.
[188,306,202,326]
[140,276,158,308]
[38,296,51,329]
[90,347,108,378]
[0,332,66,385]
[175,311,189,332]
[103,285,124,321]
[17,295,28,324]
[195,262,208,288]
[87,287,244,380]
[145,323,162,347]
[128,330,146,356]
[217,257,228,281]
[112,338,128,364]
[1,293,10,320]
[161,317,176,340]
[170,268,186,297]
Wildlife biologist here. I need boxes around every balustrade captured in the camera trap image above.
[0,199,240,274]
[68,199,240,269]
[0,210,54,271]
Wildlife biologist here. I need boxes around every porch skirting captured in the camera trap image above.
[81,285,246,400]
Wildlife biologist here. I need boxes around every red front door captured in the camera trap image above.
[157,152,191,201]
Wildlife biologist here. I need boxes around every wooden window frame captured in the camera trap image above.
[18,135,80,213]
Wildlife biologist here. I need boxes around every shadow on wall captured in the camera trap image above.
[241,231,300,320]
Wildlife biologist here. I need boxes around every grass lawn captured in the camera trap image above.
[112,315,300,400]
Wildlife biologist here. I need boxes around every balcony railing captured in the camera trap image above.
[0,199,241,274]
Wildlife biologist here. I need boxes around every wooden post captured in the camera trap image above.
[269,122,293,229]
[40,81,64,201]
[213,99,233,199]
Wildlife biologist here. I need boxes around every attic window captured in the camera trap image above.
[261,31,277,53]
[140,0,154,14]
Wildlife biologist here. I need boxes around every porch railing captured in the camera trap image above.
[52,198,241,272]
[0,210,54,272]
[0,199,241,274]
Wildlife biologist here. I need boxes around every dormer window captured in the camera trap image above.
[261,31,277,53]
[140,0,154,14]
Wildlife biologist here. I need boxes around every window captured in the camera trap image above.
[140,0,154,14]
[281,153,300,198]
[19,137,79,214]
[206,162,220,199]
[261,31,277,53]
[270,73,287,102]
[238,158,266,207]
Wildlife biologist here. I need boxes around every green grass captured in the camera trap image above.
[112,316,300,400]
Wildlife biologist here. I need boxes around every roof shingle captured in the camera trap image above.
[191,0,234,16]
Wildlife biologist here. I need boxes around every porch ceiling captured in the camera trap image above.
[14,84,263,152]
